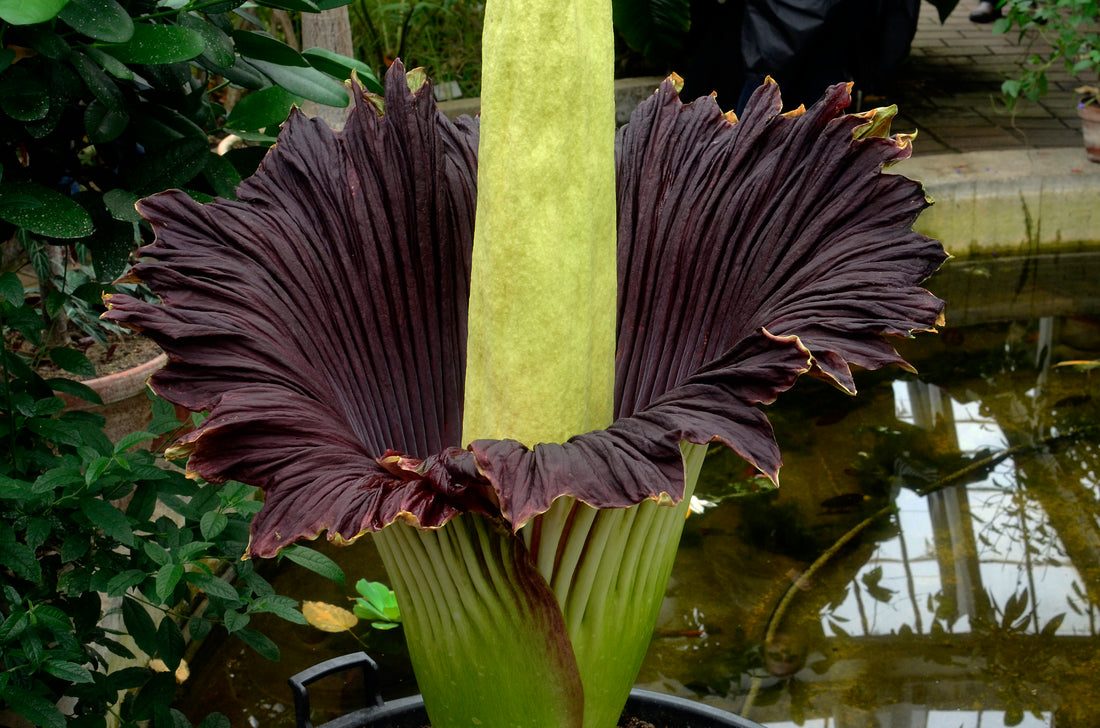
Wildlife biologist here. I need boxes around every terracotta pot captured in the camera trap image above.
[57,351,168,442]
[1077,100,1100,163]
[290,653,767,728]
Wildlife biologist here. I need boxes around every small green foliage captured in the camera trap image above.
[353,578,402,629]
[1,294,346,727]
[995,0,1100,110]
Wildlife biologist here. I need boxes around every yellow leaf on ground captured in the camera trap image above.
[303,601,358,632]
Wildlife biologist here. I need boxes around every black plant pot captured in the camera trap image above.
[289,653,766,728]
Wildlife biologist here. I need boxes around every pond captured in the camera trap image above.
[177,251,1100,728]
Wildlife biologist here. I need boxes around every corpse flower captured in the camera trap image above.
[104,0,946,724]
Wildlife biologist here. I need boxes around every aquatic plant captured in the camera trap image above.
[103,0,947,724]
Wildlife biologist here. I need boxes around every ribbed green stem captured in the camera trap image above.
[374,515,584,728]
[521,442,708,728]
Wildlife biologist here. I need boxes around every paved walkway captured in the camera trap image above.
[883,1,1085,154]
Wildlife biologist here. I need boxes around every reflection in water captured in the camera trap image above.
[641,255,1100,728]
[178,254,1100,727]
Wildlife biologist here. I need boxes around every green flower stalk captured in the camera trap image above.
[103,0,947,724]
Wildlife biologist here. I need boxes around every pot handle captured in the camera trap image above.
[288,652,385,728]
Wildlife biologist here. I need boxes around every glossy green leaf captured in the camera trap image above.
[0,272,23,305]
[225,84,300,132]
[59,0,133,43]
[127,136,208,195]
[0,688,65,728]
[156,616,185,670]
[71,52,125,110]
[232,29,306,66]
[183,571,238,601]
[199,511,228,539]
[202,152,242,199]
[0,541,41,582]
[247,58,349,106]
[47,377,102,405]
[155,562,184,602]
[280,544,345,583]
[314,0,355,7]
[80,498,134,547]
[180,12,234,69]
[302,47,382,93]
[48,347,96,377]
[213,56,269,90]
[101,24,205,65]
[19,26,71,59]
[0,0,67,25]
[84,99,130,143]
[235,627,279,660]
[0,67,50,121]
[103,188,142,223]
[43,659,96,684]
[0,182,93,239]
[121,597,158,656]
[82,44,133,79]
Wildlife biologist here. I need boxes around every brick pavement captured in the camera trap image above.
[880,1,1086,155]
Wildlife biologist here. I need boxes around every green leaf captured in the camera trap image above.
[0,611,29,642]
[0,272,24,304]
[0,540,41,582]
[199,511,228,539]
[81,44,133,79]
[302,47,382,93]
[155,562,184,602]
[0,0,68,25]
[232,29,307,66]
[180,13,234,70]
[0,182,94,239]
[143,540,171,566]
[248,594,307,624]
[101,24,205,65]
[105,569,147,596]
[103,188,143,223]
[71,51,125,109]
[80,498,134,547]
[247,58,349,107]
[0,67,50,121]
[59,0,133,43]
[43,659,96,684]
[184,571,238,601]
[202,152,242,199]
[121,596,159,656]
[0,687,65,728]
[128,136,209,195]
[156,617,185,670]
[223,609,249,634]
[225,85,300,132]
[187,616,211,641]
[47,377,103,405]
[114,430,156,454]
[48,346,97,377]
[280,544,345,583]
[84,98,130,143]
[235,627,279,660]
[130,672,177,721]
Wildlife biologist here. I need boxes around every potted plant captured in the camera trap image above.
[103,0,947,725]
[994,0,1100,159]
